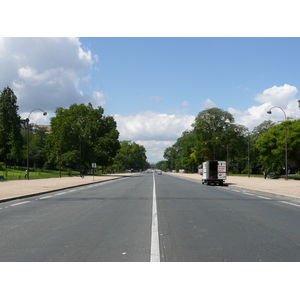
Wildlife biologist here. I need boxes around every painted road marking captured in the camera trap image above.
[280,201,300,207]
[10,201,30,206]
[150,172,160,262]
[230,189,271,200]
[40,195,53,199]
[257,196,271,199]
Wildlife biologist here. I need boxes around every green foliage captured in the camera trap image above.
[164,130,197,172]
[164,108,254,173]
[0,86,23,166]
[162,106,297,175]
[114,140,147,171]
[2,167,80,180]
[191,108,237,164]
[45,103,120,170]
[29,126,48,168]
[155,160,167,170]
[256,119,300,172]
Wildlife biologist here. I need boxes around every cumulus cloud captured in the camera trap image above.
[0,37,101,121]
[115,97,196,162]
[92,91,106,106]
[136,140,174,163]
[229,84,300,131]
[202,98,216,109]
[114,111,195,162]
[114,111,195,141]
[255,84,298,106]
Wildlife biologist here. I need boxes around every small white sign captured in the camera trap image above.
[92,163,96,168]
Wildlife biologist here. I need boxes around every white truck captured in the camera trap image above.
[202,160,226,185]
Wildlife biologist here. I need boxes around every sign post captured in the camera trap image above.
[92,163,96,181]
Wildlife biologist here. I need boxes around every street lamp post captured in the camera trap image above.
[267,106,288,180]
[244,128,251,178]
[26,109,47,180]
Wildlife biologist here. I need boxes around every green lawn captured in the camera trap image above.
[1,168,80,180]
[230,173,300,180]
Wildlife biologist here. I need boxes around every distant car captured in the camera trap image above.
[157,170,162,175]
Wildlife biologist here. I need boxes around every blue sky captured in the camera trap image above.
[80,37,300,115]
[1,37,300,163]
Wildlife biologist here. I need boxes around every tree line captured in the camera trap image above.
[0,86,149,173]
[161,107,300,175]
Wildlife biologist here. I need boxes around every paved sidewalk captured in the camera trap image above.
[0,173,135,202]
[167,172,300,200]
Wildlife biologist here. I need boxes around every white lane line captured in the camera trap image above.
[280,201,300,207]
[243,192,254,196]
[150,172,160,262]
[10,201,30,207]
[257,196,271,199]
[40,195,53,199]
[56,192,67,196]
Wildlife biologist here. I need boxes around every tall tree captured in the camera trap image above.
[163,107,256,174]
[45,103,120,170]
[0,86,23,166]
[192,108,237,164]
[250,120,275,172]
[256,119,300,173]
[29,126,48,169]
[114,140,147,171]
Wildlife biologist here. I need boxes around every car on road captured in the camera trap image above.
[157,170,162,175]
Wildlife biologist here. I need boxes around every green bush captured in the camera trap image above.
[269,172,280,179]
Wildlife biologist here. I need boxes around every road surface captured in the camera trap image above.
[1,172,300,261]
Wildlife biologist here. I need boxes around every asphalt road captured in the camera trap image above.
[1,172,300,262]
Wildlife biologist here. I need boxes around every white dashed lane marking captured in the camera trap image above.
[10,201,31,207]
[39,195,53,199]
[280,201,300,208]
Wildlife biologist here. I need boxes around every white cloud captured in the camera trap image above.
[20,110,50,126]
[229,84,300,131]
[202,98,216,109]
[114,111,195,162]
[255,84,298,106]
[137,140,174,163]
[92,91,106,106]
[114,111,195,141]
[182,100,189,106]
[0,37,100,116]
[114,84,300,162]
